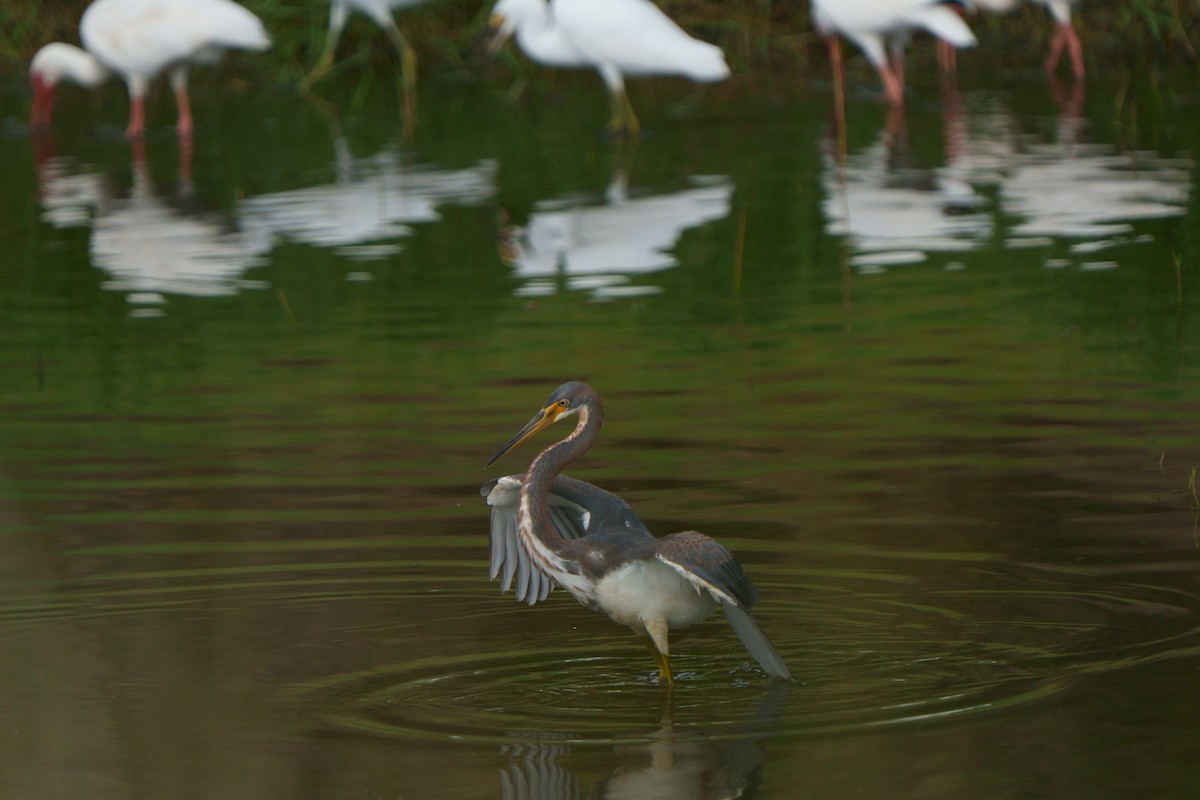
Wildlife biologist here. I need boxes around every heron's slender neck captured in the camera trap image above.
[521,403,602,545]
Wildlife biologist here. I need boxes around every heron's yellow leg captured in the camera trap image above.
[607,89,639,136]
[642,638,674,686]
[622,91,640,136]
[607,89,625,133]
[386,27,417,100]
[301,47,336,88]
[385,24,417,135]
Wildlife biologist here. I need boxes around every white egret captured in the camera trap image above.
[488,0,730,133]
[810,0,977,105]
[29,0,269,139]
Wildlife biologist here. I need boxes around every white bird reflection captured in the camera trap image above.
[823,93,1193,274]
[238,137,496,263]
[823,127,993,274]
[37,154,270,315]
[1001,145,1191,244]
[500,171,732,300]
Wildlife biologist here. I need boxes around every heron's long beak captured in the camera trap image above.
[484,15,512,59]
[486,403,563,467]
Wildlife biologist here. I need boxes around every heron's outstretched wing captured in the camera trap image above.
[719,602,791,681]
[481,474,650,605]
[655,531,790,680]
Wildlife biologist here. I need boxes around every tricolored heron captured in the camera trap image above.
[482,381,790,684]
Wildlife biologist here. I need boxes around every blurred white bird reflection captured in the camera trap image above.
[500,171,731,300]
[239,137,495,262]
[1001,143,1192,244]
[823,129,992,273]
[38,156,270,315]
[823,95,1192,274]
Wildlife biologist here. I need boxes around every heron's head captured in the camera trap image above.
[485,381,597,466]
[485,2,517,57]
[485,0,549,57]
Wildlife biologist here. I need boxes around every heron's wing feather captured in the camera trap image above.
[484,474,642,606]
[543,474,650,536]
[654,531,758,609]
[484,476,560,605]
[499,742,581,800]
[721,601,791,680]
[656,531,789,679]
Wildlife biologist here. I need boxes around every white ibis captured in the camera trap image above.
[29,0,270,139]
[487,0,730,134]
[810,0,977,106]
[935,1,1083,81]
[1036,0,1084,79]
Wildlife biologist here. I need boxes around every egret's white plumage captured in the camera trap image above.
[29,0,269,138]
[489,0,730,132]
[810,0,976,105]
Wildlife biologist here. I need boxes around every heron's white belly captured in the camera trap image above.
[592,559,716,633]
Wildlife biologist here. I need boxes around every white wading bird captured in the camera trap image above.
[810,0,977,105]
[303,0,436,94]
[1031,0,1085,79]
[29,0,269,139]
[487,0,730,133]
[936,1,1084,80]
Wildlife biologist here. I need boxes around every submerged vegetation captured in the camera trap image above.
[1,0,1197,78]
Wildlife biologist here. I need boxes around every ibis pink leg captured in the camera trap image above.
[175,84,193,138]
[937,39,957,76]
[877,63,904,107]
[126,94,145,139]
[1062,22,1085,79]
[891,48,906,92]
[1045,22,1083,79]
[826,36,844,98]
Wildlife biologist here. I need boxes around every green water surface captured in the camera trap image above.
[1,52,1198,800]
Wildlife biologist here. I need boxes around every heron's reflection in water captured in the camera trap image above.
[498,168,732,301]
[499,682,789,800]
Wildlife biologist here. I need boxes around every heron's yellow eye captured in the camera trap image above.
[558,399,569,408]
